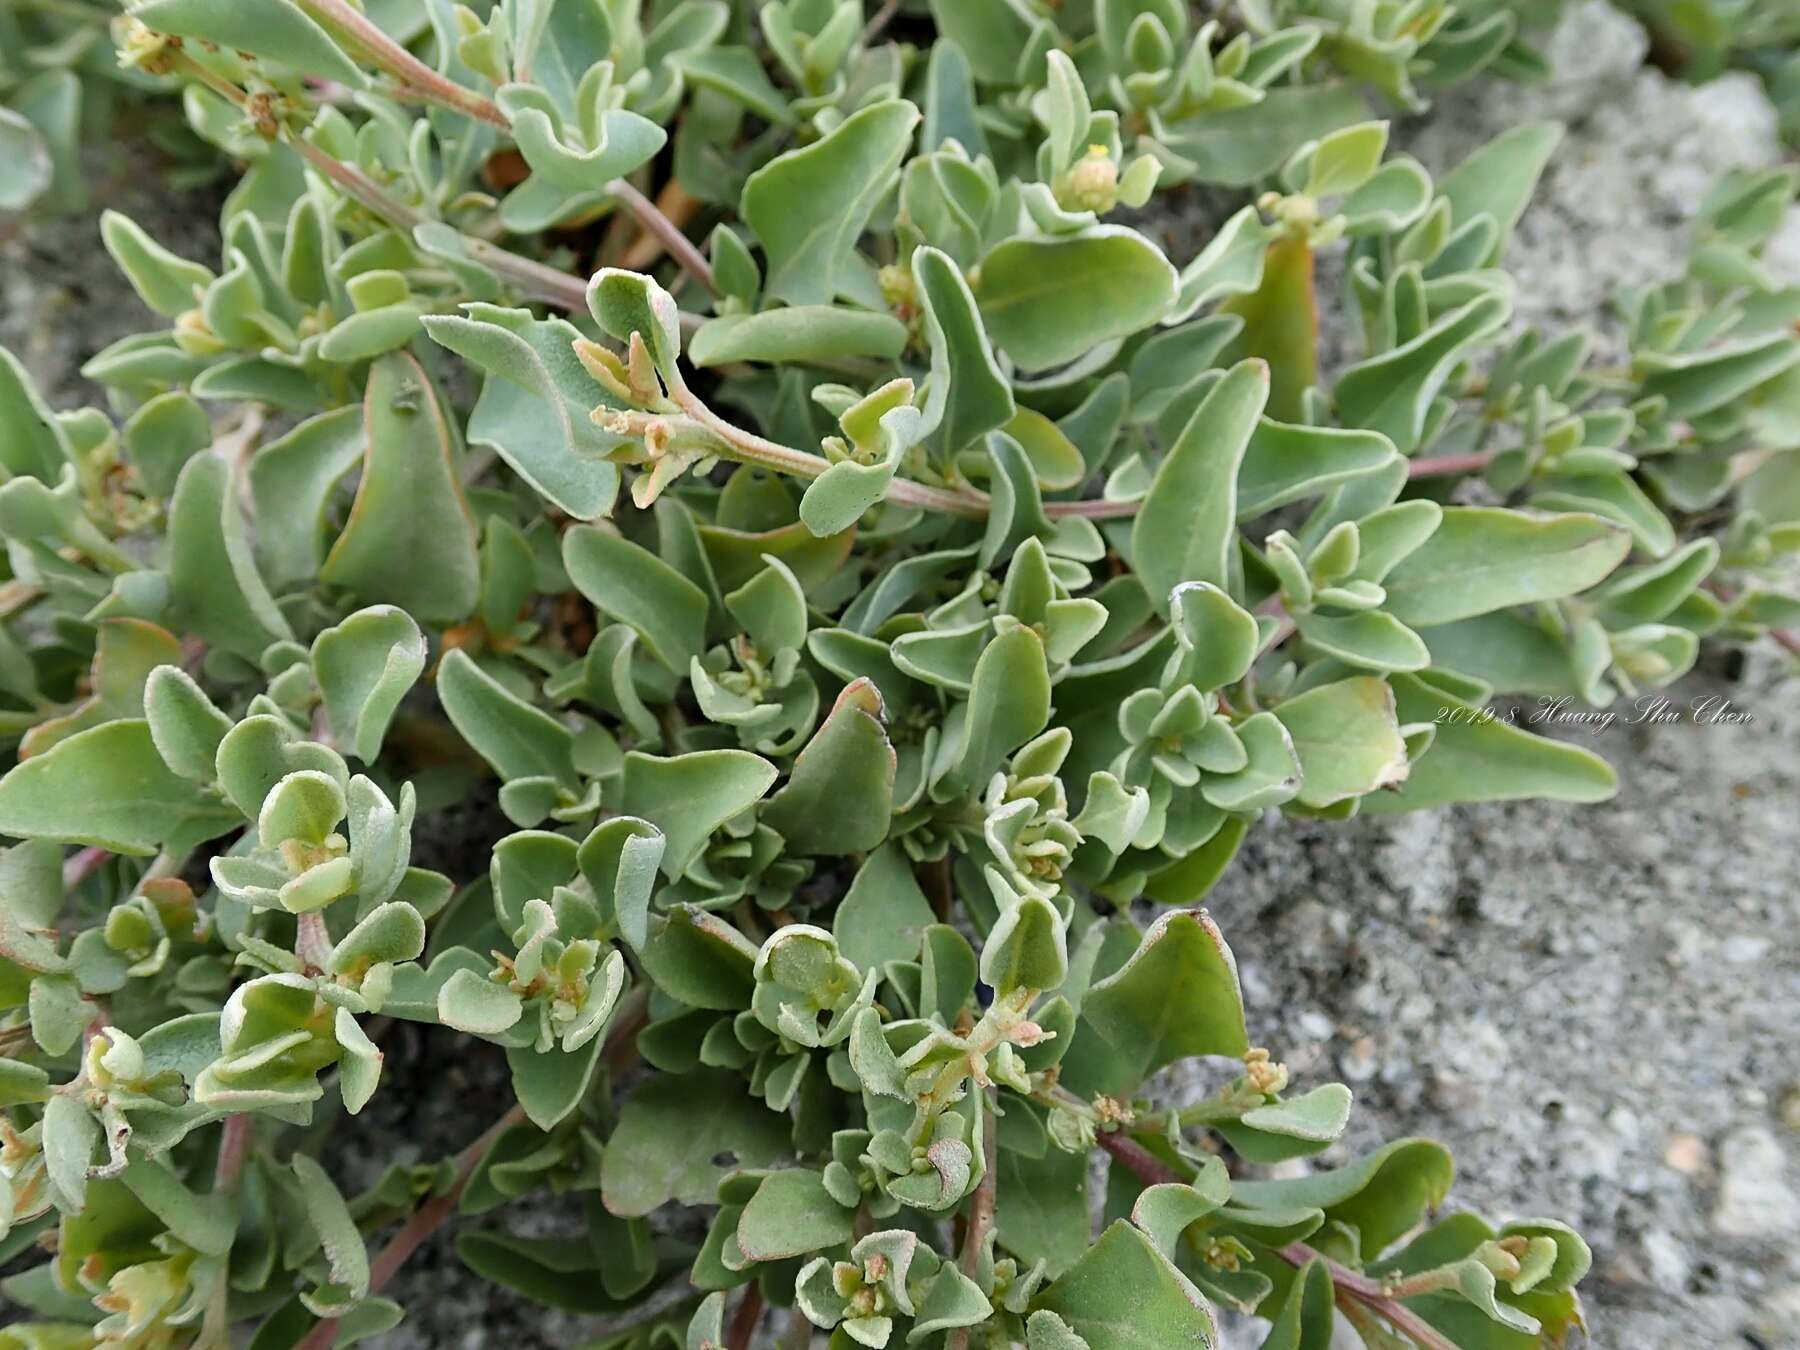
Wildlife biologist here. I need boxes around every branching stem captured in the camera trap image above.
[293,1102,527,1350]
[297,0,509,128]
[1095,1132,1456,1350]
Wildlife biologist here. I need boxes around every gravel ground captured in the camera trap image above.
[4,6,1796,1346]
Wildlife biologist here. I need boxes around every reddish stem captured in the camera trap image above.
[1098,1132,1456,1350]
[1277,1244,1459,1350]
[1406,449,1498,479]
[1095,1129,1184,1185]
[725,1283,765,1350]
[293,1103,526,1350]
[214,1113,255,1192]
[62,846,111,890]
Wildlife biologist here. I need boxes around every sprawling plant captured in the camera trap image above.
[1,2,1796,1348]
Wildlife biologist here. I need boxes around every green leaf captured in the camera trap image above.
[1170,205,1279,322]
[133,0,367,87]
[1437,122,1563,264]
[980,893,1067,997]
[1638,333,1800,422]
[670,47,794,125]
[0,720,238,856]
[321,354,480,624]
[214,715,347,821]
[423,307,621,520]
[1382,508,1631,627]
[1256,1258,1334,1350]
[954,624,1052,789]
[976,227,1178,371]
[1232,1138,1453,1255]
[497,86,666,191]
[588,269,682,378]
[909,1263,992,1341]
[330,900,426,973]
[563,525,709,675]
[619,749,778,877]
[1298,121,1388,198]
[166,452,294,661]
[0,348,70,483]
[123,391,211,501]
[735,1169,855,1262]
[1365,674,1617,812]
[41,1094,98,1211]
[1026,1311,1091,1350]
[247,407,365,591]
[291,1153,371,1315]
[921,37,984,154]
[763,679,895,855]
[915,245,1014,456]
[507,1035,605,1131]
[576,816,664,952]
[742,99,921,305]
[600,1070,791,1216]
[143,665,234,784]
[1130,1163,1232,1257]
[120,1156,237,1258]
[311,606,426,764]
[437,966,524,1035]
[1159,85,1368,187]
[259,770,346,848]
[639,905,758,1010]
[1218,1083,1354,1163]
[689,307,909,367]
[1035,1220,1220,1350]
[1238,420,1399,519]
[99,211,214,319]
[1272,675,1410,809]
[1335,293,1509,453]
[997,1142,1092,1278]
[1081,910,1248,1089]
[1132,359,1269,615]
[833,844,936,973]
[437,649,577,789]
[1295,611,1430,673]
[0,108,52,213]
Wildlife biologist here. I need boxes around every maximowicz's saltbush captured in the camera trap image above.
[1,2,1797,1347]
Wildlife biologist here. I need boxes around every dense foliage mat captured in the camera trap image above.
[2,2,1798,1348]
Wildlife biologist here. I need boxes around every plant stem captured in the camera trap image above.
[1037,494,1140,519]
[214,1112,256,1192]
[293,1102,527,1350]
[1094,1128,1184,1184]
[62,846,110,890]
[198,1113,257,1347]
[860,0,905,43]
[945,1087,1000,1350]
[293,7,717,295]
[610,178,716,296]
[1276,1245,1460,1350]
[726,1284,765,1350]
[667,378,996,518]
[1254,591,1297,648]
[583,1275,700,1339]
[289,136,595,310]
[1096,1133,1455,1350]
[296,0,509,128]
[1407,449,1498,479]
